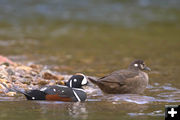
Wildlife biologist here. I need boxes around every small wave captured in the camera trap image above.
[128,110,164,117]
[86,82,180,104]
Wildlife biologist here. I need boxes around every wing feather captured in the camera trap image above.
[99,69,139,85]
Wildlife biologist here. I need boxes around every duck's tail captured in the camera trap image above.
[0,82,46,100]
[0,82,30,97]
[88,77,99,85]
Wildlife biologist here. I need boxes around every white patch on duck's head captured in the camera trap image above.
[134,64,138,67]
[81,75,88,85]
[140,64,144,69]
[76,73,88,85]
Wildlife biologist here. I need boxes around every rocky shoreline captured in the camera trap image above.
[0,56,74,97]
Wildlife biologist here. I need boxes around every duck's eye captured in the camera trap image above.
[134,64,138,67]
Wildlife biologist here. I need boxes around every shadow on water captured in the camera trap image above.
[0,0,180,120]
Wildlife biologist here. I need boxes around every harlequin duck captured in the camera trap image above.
[14,73,88,102]
[89,60,151,94]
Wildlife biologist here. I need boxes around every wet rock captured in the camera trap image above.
[1,62,10,66]
[7,68,15,75]
[48,80,56,86]
[0,82,11,94]
[30,71,39,76]
[56,80,65,85]
[16,65,32,74]
[0,90,4,94]
[28,84,39,90]
[6,83,13,88]
[56,75,64,80]
[11,76,18,82]
[0,66,8,79]
[0,56,75,97]
[5,92,16,96]
[29,64,41,69]
[20,78,31,85]
[37,80,50,86]
[15,80,22,85]
[0,83,6,90]
[19,84,28,90]
[0,78,8,83]
[42,70,64,80]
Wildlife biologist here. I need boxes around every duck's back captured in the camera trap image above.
[99,69,138,83]
[41,85,87,102]
[96,69,148,94]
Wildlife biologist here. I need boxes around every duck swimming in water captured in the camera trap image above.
[89,60,151,94]
[12,73,88,102]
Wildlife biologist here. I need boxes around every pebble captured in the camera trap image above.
[48,80,56,86]
[42,70,64,80]
[56,80,65,85]
[38,80,50,86]
[0,78,7,83]
[5,92,16,96]
[0,59,69,97]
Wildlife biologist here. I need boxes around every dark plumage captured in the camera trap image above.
[89,60,151,94]
[8,74,88,102]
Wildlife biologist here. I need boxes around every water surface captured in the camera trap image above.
[0,0,180,120]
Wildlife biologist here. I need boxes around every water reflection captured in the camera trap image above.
[0,0,180,120]
[68,102,88,120]
[33,101,88,120]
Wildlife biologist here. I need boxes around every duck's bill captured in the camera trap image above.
[144,66,151,71]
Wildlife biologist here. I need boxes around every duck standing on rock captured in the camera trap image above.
[11,73,88,102]
[89,60,151,94]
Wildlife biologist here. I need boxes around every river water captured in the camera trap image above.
[0,0,180,120]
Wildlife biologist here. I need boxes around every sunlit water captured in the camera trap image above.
[0,0,180,120]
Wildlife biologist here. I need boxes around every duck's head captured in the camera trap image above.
[128,60,151,71]
[65,73,88,88]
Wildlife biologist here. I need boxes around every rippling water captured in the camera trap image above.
[0,0,180,120]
